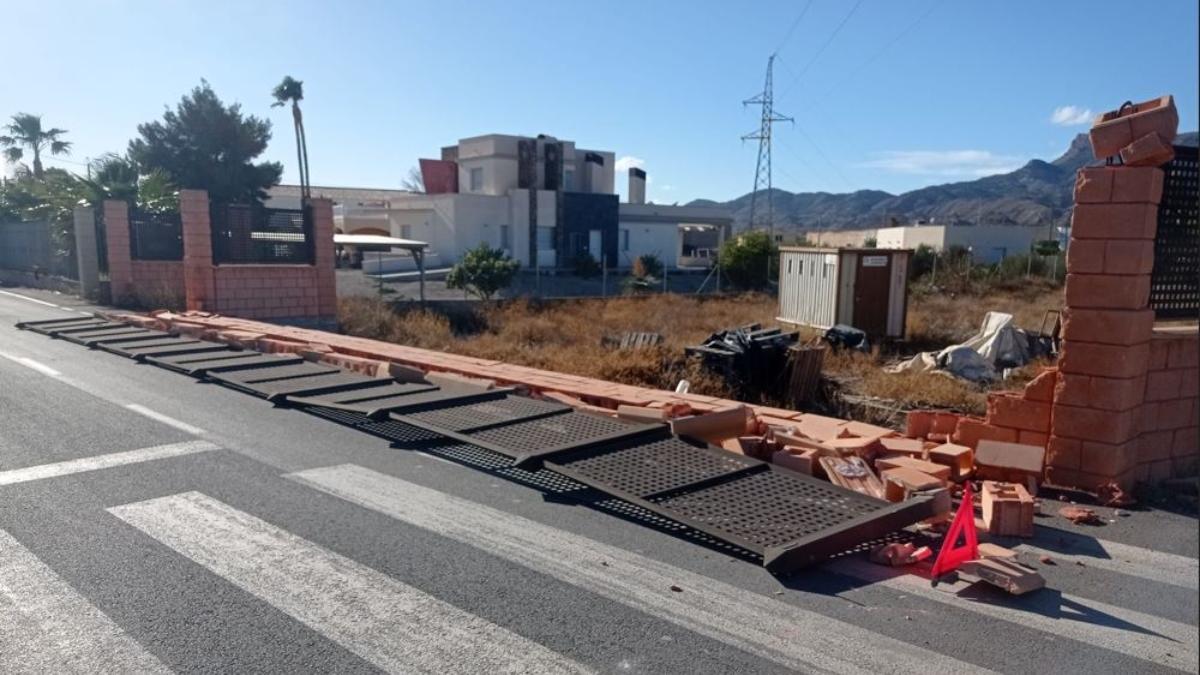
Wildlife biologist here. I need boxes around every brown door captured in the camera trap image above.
[852,253,892,337]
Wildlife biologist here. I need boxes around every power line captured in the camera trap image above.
[772,0,814,55]
[778,0,864,100]
[823,0,944,97]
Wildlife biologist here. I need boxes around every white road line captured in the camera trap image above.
[0,440,217,487]
[0,529,169,673]
[835,558,1198,673]
[109,491,591,675]
[1014,539,1199,591]
[289,464,993,675]
[125,404,206,436]
[0,288,61,308]
[0,350,62,377]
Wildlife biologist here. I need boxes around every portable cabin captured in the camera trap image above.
[776,247,911,339]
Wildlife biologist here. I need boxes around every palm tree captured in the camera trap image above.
[271,76,310,200]
[1,113,72,179]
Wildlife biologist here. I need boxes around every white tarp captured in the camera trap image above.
[886,311,1031,382]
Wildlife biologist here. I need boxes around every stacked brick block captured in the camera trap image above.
[1046,97,1182,491]
[1135,331,1200,482]
[102,200,134,301]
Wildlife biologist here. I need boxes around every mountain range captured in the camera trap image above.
[689,132,1197,232]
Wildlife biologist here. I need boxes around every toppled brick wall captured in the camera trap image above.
[909,95,1198,493]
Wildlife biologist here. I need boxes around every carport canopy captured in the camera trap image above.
[333,233,430,303]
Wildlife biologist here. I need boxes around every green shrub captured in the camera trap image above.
[446,243,519,301]
[719,230,777,289]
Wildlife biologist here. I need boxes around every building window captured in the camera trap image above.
[500,224,511,250]
[786,259,793,274]
[400,224,413,240]
[469,167,483,192]
[537,226,554,250]
[619,228,630,251]
[564,170,574,191]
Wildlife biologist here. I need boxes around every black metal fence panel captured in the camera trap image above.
[129,208,183,261]
[1150,145,1199,319]
[210,202,313,265]
[95,208,109,276]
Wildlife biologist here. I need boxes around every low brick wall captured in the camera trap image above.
[127,260,185,307]
[1135,329,1199,483]
[211,264,325,320]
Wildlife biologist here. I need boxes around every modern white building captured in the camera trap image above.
[804,222,1045,264]
[267,133,731,273]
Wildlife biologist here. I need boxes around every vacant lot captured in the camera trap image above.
[338,278,1064,416]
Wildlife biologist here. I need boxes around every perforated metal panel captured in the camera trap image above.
[404,395,568,432]
[357,418,445,445]
[61,328,161,346]
[222,371,386,399]
[213,362,337,384]
[111,339,229,360]
[46,322,126,335]
[650,469,881,550]
[149,352,303,375]
[550,436,757,499]
[466,411,642,458]
[1151,145,1199,319]
[17,316,103,333]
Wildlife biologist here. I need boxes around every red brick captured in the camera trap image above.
[1182,369,1200,398]
[1023,369,1057,402]
[1147,459,1174,483]
[1044,465,1080,488]
[1065,274,1150,310]
[1065,238,1105,274]
[1145,369,1183,401]
[1053,373,1091,407]
[1173,427,1199,457]
[1120,132,1175,167]
[1167,338,1199,368]
[1051,405,1139,444]
[1061,308,1155,347]
[1102,240,1155,275]
[1046,436,1082,469]
[1072,167,1115,203]
[1073,166,1164,204]
[1079,440,1139,477]
[1138,430,1175,462]
[987,394,1051,432]
[1139,402,1160,433]
[1018,430,1049,448]
[1089,95,1178,159]
[1158,399,1194,430]
[1070,203,1158,240]
[1087,375,1146,411]
[1148,339,1171,369]
[1059,340,1149,379]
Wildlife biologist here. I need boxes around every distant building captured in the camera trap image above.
[803,221,1044,264]
[267,133,731,272]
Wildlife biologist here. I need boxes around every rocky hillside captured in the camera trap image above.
[693,132,1197,231]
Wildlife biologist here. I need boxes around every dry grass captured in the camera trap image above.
[338,279,1065,414]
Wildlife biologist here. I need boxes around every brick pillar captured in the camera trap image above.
[103,200,133,302]
[73,206,100,299]
[309,197,337,320]
[180,189,215,312]
[1048,165,1164,491]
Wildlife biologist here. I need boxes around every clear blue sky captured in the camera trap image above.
[3,1,1196,203]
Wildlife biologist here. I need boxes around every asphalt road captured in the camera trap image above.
[1,286,1197,674]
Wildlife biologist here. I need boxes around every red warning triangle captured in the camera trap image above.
[930,482,979,581]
